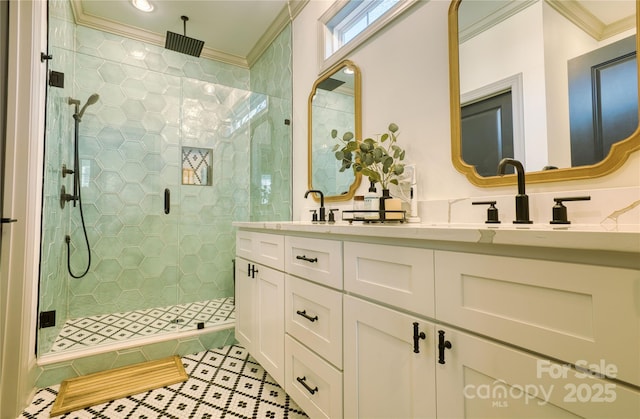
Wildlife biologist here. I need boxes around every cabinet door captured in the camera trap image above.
[255,263,285,384]
[235,257,255,351]
[235,257,285,385]
[343,295,436,418]
[436,327,640,418]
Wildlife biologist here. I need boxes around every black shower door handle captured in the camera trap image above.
[164,188,170,214]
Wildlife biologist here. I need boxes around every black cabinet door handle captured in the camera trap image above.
[438,330,452,364]
[246,263,259,278]
[296,309,318,323]
[413,322,426,353]
[1,218,17,223]
[296,376,318,395]
[164,188,170,214]
[296,255,318,263]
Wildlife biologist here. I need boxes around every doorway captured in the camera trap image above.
[461,90,515,177]
[568,35,638,167]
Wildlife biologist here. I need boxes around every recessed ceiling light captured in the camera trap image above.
[343,67,355,75]
[132,0,154,12]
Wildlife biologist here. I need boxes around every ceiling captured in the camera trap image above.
[71,0,307,68]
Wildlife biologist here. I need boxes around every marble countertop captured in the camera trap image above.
[232,221,640,254]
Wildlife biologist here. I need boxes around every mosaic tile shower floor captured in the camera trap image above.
[21,344,308,418]
[50,298,235,353]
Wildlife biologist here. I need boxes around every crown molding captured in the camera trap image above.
[246,0,308,67]
[459,0,535,43]
[69,0,308,69]
[545,0,634,41]
[460,0,635,43]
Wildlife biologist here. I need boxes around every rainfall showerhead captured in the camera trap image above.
[165,16,204,57]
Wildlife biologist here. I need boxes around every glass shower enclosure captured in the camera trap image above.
[37,0,291,357]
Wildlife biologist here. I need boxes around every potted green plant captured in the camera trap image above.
[332,122,406,192]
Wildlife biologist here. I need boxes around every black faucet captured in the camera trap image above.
[304,189,325,222]
[497,158,532,224]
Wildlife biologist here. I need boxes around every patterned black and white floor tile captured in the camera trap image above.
[20,344,307,419]
[50,298,235,353]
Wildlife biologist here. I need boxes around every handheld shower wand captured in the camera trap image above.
[71,93,99,121]
[62,94,100,207]
[62,93,100,279]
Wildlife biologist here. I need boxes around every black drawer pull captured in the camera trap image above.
[296,255,318,263]
[296,309,318,322]
[296,376,318,395]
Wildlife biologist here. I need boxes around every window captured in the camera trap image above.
[319,0,417,71]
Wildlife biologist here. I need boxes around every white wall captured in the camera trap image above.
[292,0,640,223]
[460,2,548,171]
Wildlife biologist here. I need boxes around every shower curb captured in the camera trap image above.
[35,325,236,389]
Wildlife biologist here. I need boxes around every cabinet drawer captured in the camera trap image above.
[236,230,284,271]
[285,335,343,419]
[435,251,640,387]
[344,241,435,317]
[285,236,342,289]
[286,275,343,368]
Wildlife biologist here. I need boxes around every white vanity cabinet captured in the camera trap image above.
[436,326,640,418]
[235,231,285,384]
[234,223,640,418]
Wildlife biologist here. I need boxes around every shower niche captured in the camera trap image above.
[182,146,212,186]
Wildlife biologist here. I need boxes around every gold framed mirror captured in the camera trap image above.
[449,0,640,187]
[308,60,362,202]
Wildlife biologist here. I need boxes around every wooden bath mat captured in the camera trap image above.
[50,355,187,417]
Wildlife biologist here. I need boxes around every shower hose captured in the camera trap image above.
[66,113,91,279]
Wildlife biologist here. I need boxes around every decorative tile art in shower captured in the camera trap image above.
[182,146,212,186]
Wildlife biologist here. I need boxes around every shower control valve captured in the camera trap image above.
[59,185,78,209]
[61,164,74,178]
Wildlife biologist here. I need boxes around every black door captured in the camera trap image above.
[568,35,638,167]
[461,90,515,176]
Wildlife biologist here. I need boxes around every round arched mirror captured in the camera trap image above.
[308,60,362,201]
